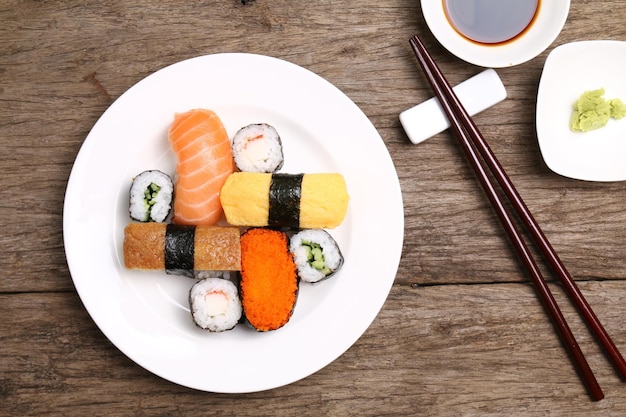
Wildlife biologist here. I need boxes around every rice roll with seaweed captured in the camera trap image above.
[239,228,298,331]
[189,278,242,332]
[232,123,284,173]
[129,170,173,222]
[290,229,344,283]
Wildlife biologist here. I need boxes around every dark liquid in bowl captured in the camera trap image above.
[443,0,540,45]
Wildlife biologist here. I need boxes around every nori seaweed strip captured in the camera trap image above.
[268,173,303,227]
[165,224,195,277]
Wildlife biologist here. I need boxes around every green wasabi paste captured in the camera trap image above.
[569,88,626,132]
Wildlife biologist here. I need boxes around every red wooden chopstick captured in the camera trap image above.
[409,34,626,401]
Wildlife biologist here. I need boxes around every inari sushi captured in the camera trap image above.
[129,170,173,222]
[168,109,235,226]
[231,123,284,173]
[220,172,349,229]
[239,228,298,331]
[189,278,242,332]
[123,222,241,277]
[290,229,344,283]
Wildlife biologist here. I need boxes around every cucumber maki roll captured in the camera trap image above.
[231,123,284,173]
[290,229,344,283]
[129,170,173,222]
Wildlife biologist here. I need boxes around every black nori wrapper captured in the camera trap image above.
[268,173,303,228]
[165,224,195,277]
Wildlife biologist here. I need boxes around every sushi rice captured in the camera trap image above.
[189,278,242,332]
[129,170,173,222]
[290,229,344,283]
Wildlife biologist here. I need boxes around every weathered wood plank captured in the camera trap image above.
[2,282,626,416]
[2,0,626,415]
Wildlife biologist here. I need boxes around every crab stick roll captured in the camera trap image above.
[239,228,299,331]
[123,223,241,277]
[220,172,349,229]
[231,123,284,173]
[189,278,242,332]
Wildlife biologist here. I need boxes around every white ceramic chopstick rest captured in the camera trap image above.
[400,68,507,144]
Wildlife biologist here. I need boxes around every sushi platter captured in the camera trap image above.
[63,53,404,393]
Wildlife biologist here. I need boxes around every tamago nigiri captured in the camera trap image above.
[168,109,235,225]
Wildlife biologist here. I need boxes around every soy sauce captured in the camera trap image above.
[443,0,540,45]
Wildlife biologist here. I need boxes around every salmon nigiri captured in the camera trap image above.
[168,109,235,225]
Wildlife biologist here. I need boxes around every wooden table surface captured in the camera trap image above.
[3,1,626,415]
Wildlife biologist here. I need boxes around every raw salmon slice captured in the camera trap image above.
[168,109,234,225]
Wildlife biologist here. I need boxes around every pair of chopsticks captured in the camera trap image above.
[408,34,626,401]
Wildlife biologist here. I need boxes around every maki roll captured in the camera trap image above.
[129,170,173,222]
[239,228,298,331]
[290,229,344,283]
[189,278,242,332]
[220,172,349,229]
[232,123,284,173]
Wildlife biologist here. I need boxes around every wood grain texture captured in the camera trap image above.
[1,0,626,415]
[2,282,626,416]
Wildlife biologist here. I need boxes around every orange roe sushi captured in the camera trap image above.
[168,109,235,225]
[239,228,299,331]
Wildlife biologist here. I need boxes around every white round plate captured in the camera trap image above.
[421,0,570,68]
[63,53,404,393]
[536,40,626,182]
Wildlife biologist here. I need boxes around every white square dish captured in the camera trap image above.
[536,40,626,182]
